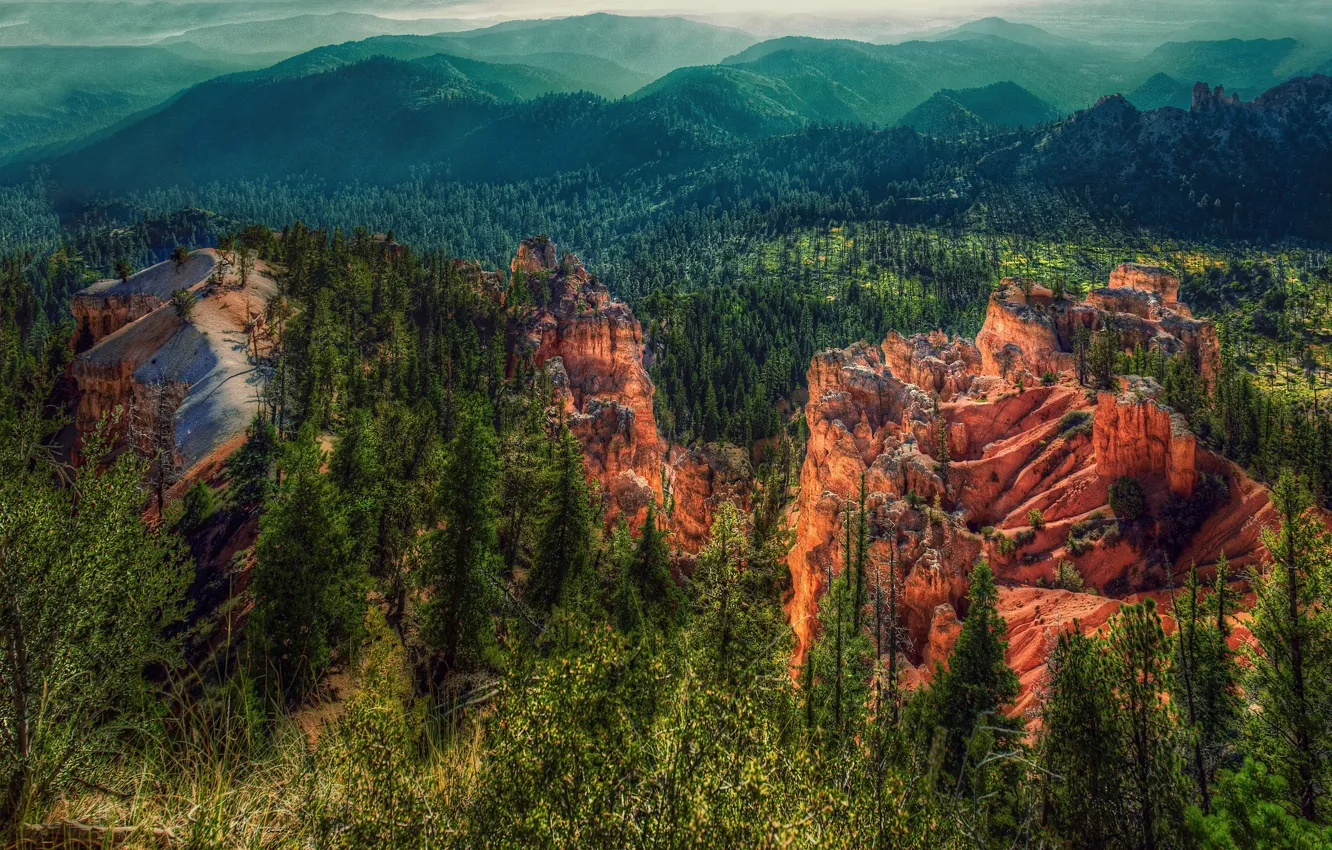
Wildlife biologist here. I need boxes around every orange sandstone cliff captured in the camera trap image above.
[511,237,745,544]
[787,263,1275,709]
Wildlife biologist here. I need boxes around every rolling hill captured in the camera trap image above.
[0,45,262,161]
[898,82,1059,134]
[719,34,1124,119]
[1127,73,1195,110]
[1131,38,1322,98]
[441,13,758,79]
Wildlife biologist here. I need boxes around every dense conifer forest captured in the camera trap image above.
[1,206,1331,846]
[3,8,1332,847]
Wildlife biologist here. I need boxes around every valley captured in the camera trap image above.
[2,2,1332,847]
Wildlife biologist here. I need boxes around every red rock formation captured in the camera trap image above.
[881,330,982,401]
[1108,262,1180,305]
[973,282,1083,381]
[922,602,962,673]
[666,443,753,554]
[513,237,748,546]
[786,264,1285,707]
[998,587,1122,718]
[515,238,663,530]
[1093,377,1197,499]
[974,274,1220,383]
[70,252,218,347]
[70,252,277,479]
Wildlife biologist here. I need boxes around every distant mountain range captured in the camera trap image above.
[898,82,1060,134]
[7,12,1332,236]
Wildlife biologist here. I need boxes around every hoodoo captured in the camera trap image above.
[786,263,1275,705]
[510,237,748,547]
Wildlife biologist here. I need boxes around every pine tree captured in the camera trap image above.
[1108,597,1188,849]
[1039,628,1125,848]
[1088,326,1121,390]
[251,425,365,702]
[420,393,500,671]
[527,426,594,612]
[915,560,1020,780]
[1171,560,1241,813]
[808,567,875,745]
[625,501,680,629]
[1246,471,1332,822]
[691,503,785,685]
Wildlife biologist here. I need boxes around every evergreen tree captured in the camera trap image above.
[1039,628,1124,848]
[1171,560,1241,813]
[1088,326,1121,390]
[251,425,365,702]
[808,567,875,745]
[527,425,594,612]
[1245,471,1332,822]
[915,560,1020,780]
[1108,597,1188,849]
[691,503,785,684]
[624,501,681,630]
[330,408,384,576]
[420,393,500,671]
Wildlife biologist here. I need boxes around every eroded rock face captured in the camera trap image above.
[1093,377,1197,499]
[881,331,982,401]
[1108,262,1180,304]
[666,443,753,554]
[974,274,1220,384]
[70,251,276,483]
[71,252,218,348]
[973,282,1084,381]
[514,239,761,547]
[516,239,663,530]
[786,264,1279,706]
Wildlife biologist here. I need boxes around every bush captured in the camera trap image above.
[1027,508,1045,530]
[1067,511,1115,556]
[1052,559,1085,592]
[1057,410,1093,438]
[1015,529,1036,547]
[180,479,217,532]
[996,535,1017,556]
[171,287,197,319]
[1041,371,1057,386]
[1109,476,1146,521]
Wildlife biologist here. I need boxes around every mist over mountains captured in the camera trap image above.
[2,4,1332,243]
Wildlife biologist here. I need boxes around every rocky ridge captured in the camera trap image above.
[70,250,276,481]
[787,263,1276,706]
[509,237,748,547]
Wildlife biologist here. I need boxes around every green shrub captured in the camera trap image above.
[996,535,1017,556]
[1057,410,1093,438]
[1066,509,1123,556]
[1041,371,1057,386]
[1052,559,1085,592]
[1027,508,1045,530]
[1015,529,1036,547]
[180,479,217,532]
[1109,476,1146,521]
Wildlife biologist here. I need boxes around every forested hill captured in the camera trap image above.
[18,52,1332,241]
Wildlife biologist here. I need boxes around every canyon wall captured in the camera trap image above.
[513,237,743,544]
[787,262,1274,706]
